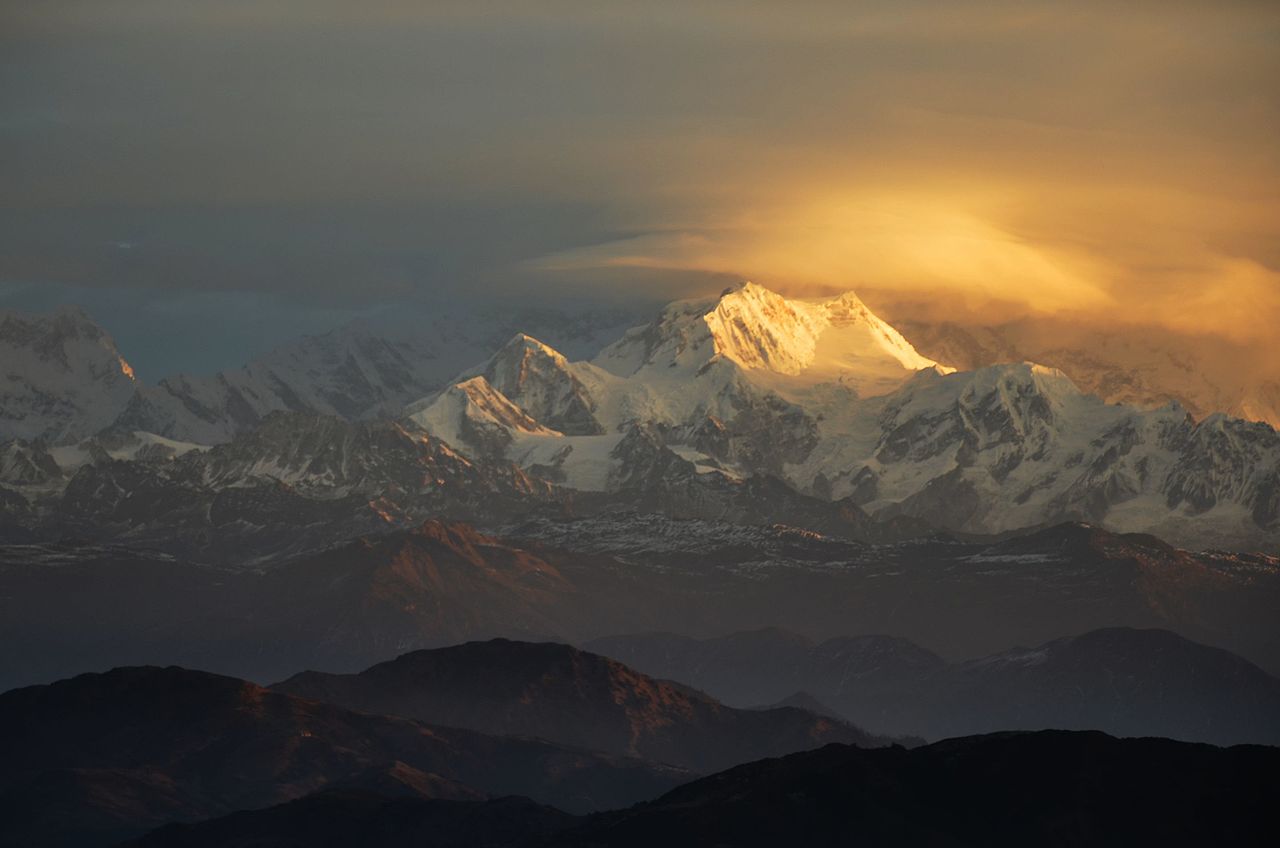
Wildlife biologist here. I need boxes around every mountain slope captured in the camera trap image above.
[125,792,576,848]
[464,333,604,435]
[116,325,446,444]
[410,283,946,483]
[118,305,650,445]
[5,518,1279,694]
[594,282,944,388]
[588,626,1280,745]
[7,288,1280,549]
[7,414,566,563]
[1,302,646,449]
[242,524,583,669]
[0,666,686,847]
[0,523,588,690]
[408,283,1280,549]
[0,306,137,443]
[910,627,1280,744]
[587,628,946,716]
[122,731,1280,848]
[273,639,887,773]
[547,731,1280,847]
[897,317,1280,429]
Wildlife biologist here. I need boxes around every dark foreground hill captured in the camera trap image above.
[273,639,888,772]
[125,792,575,848]
[0,666,685,848]
[549,731,1280,848]
[125,731,1280,848]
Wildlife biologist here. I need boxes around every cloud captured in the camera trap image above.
[1,0,1276,358]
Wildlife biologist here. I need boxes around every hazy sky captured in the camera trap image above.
[2,1,1277,374]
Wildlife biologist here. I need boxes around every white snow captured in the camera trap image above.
[0,306,138,443]
[593,281,949,394]
[508,432,625,491]
[47,431,207,470]
[400,283,1280,548]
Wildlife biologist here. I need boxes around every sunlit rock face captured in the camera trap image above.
[594,281,946,387]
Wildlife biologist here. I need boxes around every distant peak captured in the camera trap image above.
[451,376,558,434]
[702,282,942,377]
[594,280,946,387]
[712,280,783,307]
[497,332,568,363]
[1,303,101,334]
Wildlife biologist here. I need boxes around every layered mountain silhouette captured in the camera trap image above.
[0,639,896,847]
[121,731,1280,848]
[274,639,890,772]
[590,626,1280,745]
[125,792,576,848]
[4,285,1279,846]
[0,664,688,847]
[0,521,587,689]
[546,731,1280,847]
[4,519,1279,693]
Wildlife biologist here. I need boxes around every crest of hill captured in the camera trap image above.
[273,638,890,773]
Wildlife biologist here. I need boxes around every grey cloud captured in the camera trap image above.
[1,1,1276,368]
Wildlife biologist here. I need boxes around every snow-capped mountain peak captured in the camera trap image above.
[496,332,572,367]
[459,333,604,437]
[593,281,948,395]
[700,281,828,375]
[5,289,1279,552]
[818,290,947,375]
[0,306,138,444]
[406,375,560,457]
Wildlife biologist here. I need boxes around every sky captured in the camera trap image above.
[2,1,1277,377]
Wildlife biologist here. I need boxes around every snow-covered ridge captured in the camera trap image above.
[401,282,1280,550]
[0,306,138,443]
[0,303,644,447]
[595,281,947,387]
[116,325,452,445]
[896,318,1280,430]
[411,283,960,490]
[454,333,605,436]
[4,285,1280,551]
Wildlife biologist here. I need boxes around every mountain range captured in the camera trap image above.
[273,640,890,772]
[408,282,1280,549]
[0,664,684,847]
[6,639,1277,847]
[544,731,1280,847]
[0,640,885,847]
[122,732,1280,848]
[897,316,1280,430]
[4,281,1278,551]
[126,793,576,848]
[0,302,641,446]
[5,518,1279,693]
[588,626,1280,745]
